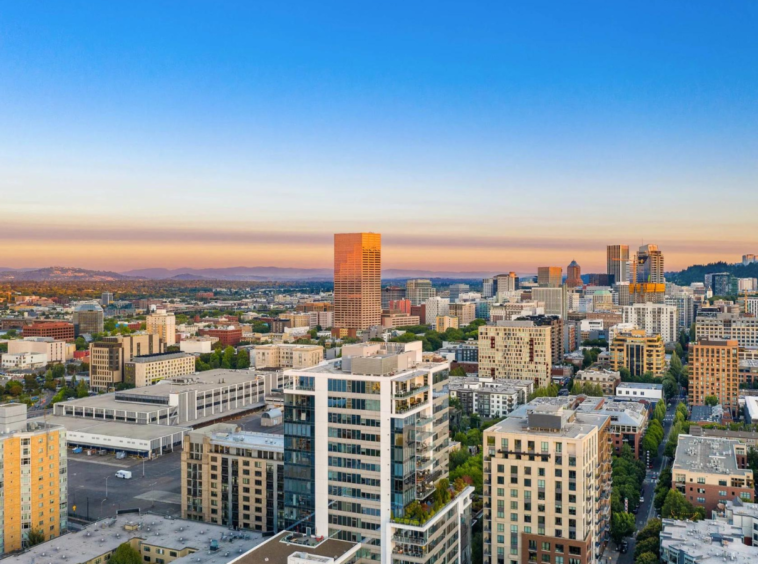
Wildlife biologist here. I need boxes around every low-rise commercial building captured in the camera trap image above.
[7,336,74,363]
[180,335,218,354]
[712,497,758,545]
[380,311,420,328]
[615,382,663,401]
[660,518,757,564]
[54,369,287,427]
[198,326,244,347]
[12,513,265,564]
[253,344,324,370]
[1,351,47,369]
[673,434,754,515]
[182,423,284,533]
[22,321,75,342]
[124,351,196,387]
[449,376,533,418]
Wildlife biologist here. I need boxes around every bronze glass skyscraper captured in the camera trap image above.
[334,233,381,332]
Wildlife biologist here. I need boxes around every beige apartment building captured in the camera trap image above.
[609,329,666,377]
[380,311,420,328]
[696,314,758,349]
[0,404,67,554]
[483,399,612,564]
[124,351,196,387]
[254,344,324,370]
[574,369,621,395]
[436,315,459,332]
[7,337,74,363]
[689,339,740,412]
[450,302,476,326]
[89,333,164,391]
[182,423,284,533]
[478,322,552,387]
[146,309,176,346]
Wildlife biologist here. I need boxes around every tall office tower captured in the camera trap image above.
[689,339,740,414]
[100,292,113,306]
[483,400,612,564]
[532,286,569,319]
[482,278,495,298]
[89,333,164,391]
[449,283,470,302]
[494,272,518,295]
[0,404,67,554]
[181,423,284,533]
[381,286,406,309]
[743,254,756,266]
[406,279,436,305]
[449,302,477,326]
[606,245,629,285]
[710,273,733,296]
[146,309,176,346]
[609,329,666,376]
[566,260,582,287]
[282,343,474,564]
[621,303,678,343]
[333,233,382,334]
[72,302,104,336]
[478,322,553,387]
[635,244,665,283]
[425,296,450,321]
[537,267,563,288]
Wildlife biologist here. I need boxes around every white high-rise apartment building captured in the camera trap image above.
[425,296,450,322]
[622,303,678,343]
[282,342,474,564]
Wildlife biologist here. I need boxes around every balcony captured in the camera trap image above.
[393,533,427,546]
[395,385,430,399]
[416,415,435,427]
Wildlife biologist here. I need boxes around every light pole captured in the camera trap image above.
[142,457,146,478]
[100,498,107,518]
[105,476,109,498]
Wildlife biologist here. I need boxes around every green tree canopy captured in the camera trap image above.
[610,512,635,543]
[110,542,142,564]
[704,395,719,406]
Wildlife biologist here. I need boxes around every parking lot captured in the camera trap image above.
[68,448,183,521]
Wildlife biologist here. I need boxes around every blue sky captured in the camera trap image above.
[1,1,756,272]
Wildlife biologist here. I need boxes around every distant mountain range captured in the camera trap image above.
[0,265,503,282]
[0,267,131,281]
[122,266,501,281]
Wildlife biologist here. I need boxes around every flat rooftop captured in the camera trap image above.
[488,405,609,439]
[616,382,663,390]
[193,425,283,451]
[11,513,265,564]
[30,415,190,441]
[673,435,750,476]
[234,531,358,564]
[660,518,758,563]
[128,352,195,364]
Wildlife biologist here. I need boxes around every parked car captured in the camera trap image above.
[619,541,628,554]
[115,451,126,460]
[72,447,83,454]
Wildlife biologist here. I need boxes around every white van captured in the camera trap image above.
[115,470,132,480]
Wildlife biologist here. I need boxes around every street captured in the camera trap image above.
[616,400,678,564]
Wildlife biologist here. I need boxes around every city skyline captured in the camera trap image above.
[2,2,757,271]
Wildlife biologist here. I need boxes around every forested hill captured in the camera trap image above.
[669,261,758,285]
